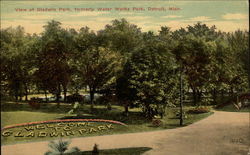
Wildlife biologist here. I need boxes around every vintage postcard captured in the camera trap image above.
[1,0,249,155]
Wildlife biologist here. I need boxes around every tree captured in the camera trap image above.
[207,30,249,104]
[172,23,218,106]
[0,26,36,101]
[173,36,216,106]
[123,31,178,119]
[99,18,142,55]
[208,38,231,103]
[20,34,38,101]
[35,20,73,105]
[75,28,121,109]
[79,47,120,109]
[116,62,138,116]
[226,30,249,92]
[99,19,143,113]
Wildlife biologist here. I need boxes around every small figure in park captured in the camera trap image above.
[233,101,242,110]
[68,102,80,115]
[92,144,99,155]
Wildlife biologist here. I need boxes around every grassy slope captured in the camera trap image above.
[1,101,213,145]
[217,103,250,112]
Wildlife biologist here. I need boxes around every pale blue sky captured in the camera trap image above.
[1,1,249,34]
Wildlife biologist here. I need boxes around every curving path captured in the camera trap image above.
[2,111,250,155]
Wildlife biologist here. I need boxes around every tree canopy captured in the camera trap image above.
[1,19,249,118]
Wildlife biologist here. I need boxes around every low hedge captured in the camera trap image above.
[187,107,210,114]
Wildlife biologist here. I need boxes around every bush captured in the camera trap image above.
[29,98,42,109]
[152,119,163,127]
[66,94,84,103]
[175,111,188,119]
[30,97,43,103]
[107,103,112,110]
[45,139,81,155]
[188,107,210,114]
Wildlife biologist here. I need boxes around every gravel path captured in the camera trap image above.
[2,111,250,155]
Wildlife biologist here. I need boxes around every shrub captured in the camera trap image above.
[175,111,188,119]
[66,94,84,103]
[107,103,112,110]
[28,98,41,109]
[152,119,163,127]
[188,107,210,114]
[45,139,80,155]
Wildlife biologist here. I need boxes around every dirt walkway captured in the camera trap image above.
[2,111,250,155]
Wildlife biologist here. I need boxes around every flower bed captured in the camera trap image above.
[187,107,210,114]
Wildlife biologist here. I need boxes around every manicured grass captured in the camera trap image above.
[1,111,66,128]
[217,103,250,112]
[1,101,213,145]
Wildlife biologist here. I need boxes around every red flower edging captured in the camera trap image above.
[2,119,127,130]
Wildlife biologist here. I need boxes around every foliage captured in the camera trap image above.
[172,24,219,106]
[0,26,36,101]
[187,107,210,114]
[45,139,80,155]
[74,27,121,108]
[123,31,178,118]
[151,119,163,127]
[1,20,249,118]
[99,18,142,55]
[34,20,73,102]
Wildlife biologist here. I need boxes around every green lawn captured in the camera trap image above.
[217,103,250,112]
[1,111,66,127]
[1,101,213,145]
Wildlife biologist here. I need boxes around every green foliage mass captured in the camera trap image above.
[1,19,249,118]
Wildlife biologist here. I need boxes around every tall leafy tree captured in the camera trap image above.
[124,31,177,118]
[35,20,72,105]
[226,30,249,92]
[172,23,218,106]
[101,19,144,112]
[0,26,36,101]
[75,27,121,109]
[99,18,142,55]
[208,30,249,103]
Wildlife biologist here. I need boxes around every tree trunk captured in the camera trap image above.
[15,86,18,102]
[221,89,224,98]
[25,93,28,101]
[89,86,95,111]
[179,70,183,126]
[192,88,198,106]
[212,88,217,105]
[197,89,202,107]
[124,101,129,116]
[24,83,28,101]
[63,88,67,102]
[56,84,61,108]
[19,94,22,101]
[15,94,18,102]
[44,90,48,103]
[145,103,153,119]
[230,87,234,96]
